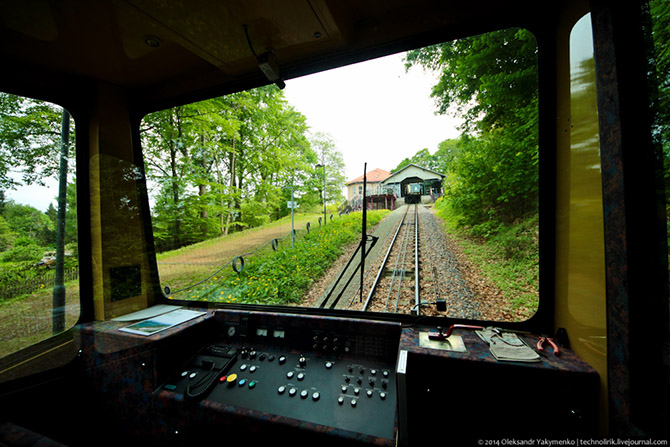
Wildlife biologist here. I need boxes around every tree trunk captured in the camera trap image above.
[224,138,236,235]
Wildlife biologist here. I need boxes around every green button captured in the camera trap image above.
[165,384,176,390]
[248,381,256,389]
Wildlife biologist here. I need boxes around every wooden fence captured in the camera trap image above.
[0,267,79,301]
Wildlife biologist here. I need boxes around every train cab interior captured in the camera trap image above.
[0,0,668,445]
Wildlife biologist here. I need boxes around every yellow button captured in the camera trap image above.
[226,373,238,383]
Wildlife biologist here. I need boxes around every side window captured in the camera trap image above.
[566,12,607,324]
[0,92,79,361]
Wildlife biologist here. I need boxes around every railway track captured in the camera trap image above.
[321,203,477,317]
[346,204,421,315]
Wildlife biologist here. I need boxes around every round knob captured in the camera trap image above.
[380,392,387,400]
[312,392,320,401]
[325,361,333,369]
[298,355,307,367]
[367,390,373,398]
[278,386,286,394]
[279,356,286,365]
[249,366,257,373]
[297,372,305,381]
[351,399,357,407]
[338,397,344,405]
[226,374,238,387]
[300,390,308,399]
[286,371,294,379]
[288,388,297,397]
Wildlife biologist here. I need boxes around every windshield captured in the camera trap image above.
[141,27,539,321]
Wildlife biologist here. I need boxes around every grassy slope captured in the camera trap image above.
[434,198,539,319]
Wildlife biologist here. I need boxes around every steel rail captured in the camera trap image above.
[414,203,420,315]
[361,205,410,311]
[387,207,413,313]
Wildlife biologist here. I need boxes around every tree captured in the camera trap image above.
[307,132,346,211]
[2,201,53,247]
[0,215,14,252]
[0,93,73,190]
[391,148,442,173]
[647,1,670,196]
[141,85,319,251]
[405,28,538,138]
[405,28,539,227]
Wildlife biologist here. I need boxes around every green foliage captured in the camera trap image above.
[648,1,670,216]
[0,236,43,262]
[0,261,40,289]
[2,200,55,248]
[405,28,538,136]
[434,198,538,317]
[182,210,388,305]
[0,93,73,190]
[404,27,538,230]
[0,215,15,251]
[142,86,346,253]
[392,148,442,173]
[446,132,538,226]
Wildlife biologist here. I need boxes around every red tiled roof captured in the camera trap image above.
[346,168,391,185]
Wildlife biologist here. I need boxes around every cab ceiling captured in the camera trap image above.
[0,0,549,108]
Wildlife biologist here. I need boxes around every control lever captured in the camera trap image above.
[185,347,238,400]
[428,324,483,341]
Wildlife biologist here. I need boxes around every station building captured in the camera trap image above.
[341,165,445,212]
[345,168,391,200]
[381,164,445,205]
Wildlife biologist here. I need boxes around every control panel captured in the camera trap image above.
[161,342,397,441]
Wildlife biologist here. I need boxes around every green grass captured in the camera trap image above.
[176,210,389,305]
[434,198,539,319]
[157,212,322,261]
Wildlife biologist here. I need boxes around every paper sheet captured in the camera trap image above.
[119,309,206,336]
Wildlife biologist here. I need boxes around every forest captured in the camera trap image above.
[140,86,346,252]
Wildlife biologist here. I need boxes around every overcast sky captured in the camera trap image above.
[283,52,462,182]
